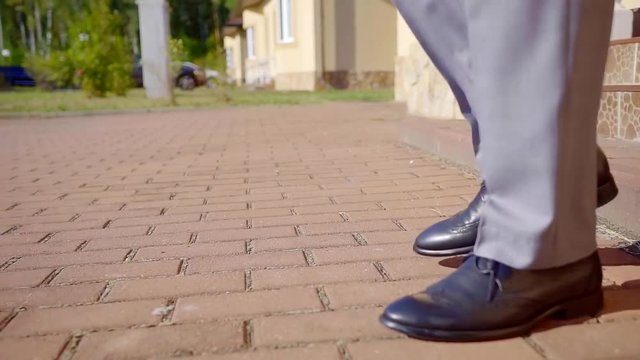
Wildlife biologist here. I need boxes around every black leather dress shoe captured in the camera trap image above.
[380,252,603,342]
[414,147,618,256]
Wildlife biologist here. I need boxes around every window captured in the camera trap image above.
[246,27,256,59]
[278,0,294,43]
[226,48,233,69]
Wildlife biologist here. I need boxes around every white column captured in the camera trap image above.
[137,0,173,100]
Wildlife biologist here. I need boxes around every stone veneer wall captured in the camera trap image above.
[397,38,640,142]
[275,72,317,91]
[598,38,640,141]
[274,71,394,91]
[395,43,463,120]
[319,71,394,90]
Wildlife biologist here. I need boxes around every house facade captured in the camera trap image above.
[223,18,245,86]
[224,0,397,91]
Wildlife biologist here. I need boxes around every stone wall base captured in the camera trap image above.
[599,91,640,141]
[275,71,395,91]
[395,48,463,120]
[319,71,394,90]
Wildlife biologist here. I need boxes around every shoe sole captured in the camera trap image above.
[414,177,619,257]
[413,244,474,257]
[379,290,603,342]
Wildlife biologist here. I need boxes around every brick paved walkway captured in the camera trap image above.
[0,103,639,360]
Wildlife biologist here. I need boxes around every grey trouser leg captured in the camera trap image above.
[394,0,480,153]
[396,0,614,269]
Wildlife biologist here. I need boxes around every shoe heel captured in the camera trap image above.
[554,291,603,320]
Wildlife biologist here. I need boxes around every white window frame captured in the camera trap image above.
[246,26,256,59]
[278,0,294,43]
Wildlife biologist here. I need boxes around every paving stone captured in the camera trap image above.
[348,338,543,360]
[599,288,640,322]
[73,322,244,360]
[0,269,54,289]
[53,260,181,284]
[346,208,440,222]
[0,283,105,310]
[82,233,192,251]
[205,208,293,220]
[173,287,323,322]
[187,251,307,274]
[324,279,436,308]
[252,234,356,252]
[0,335,70,360]
[358,230,421,245]
[3,300,164,336]
[172,344,340,360]
[532,321,640,359]
[197,226,297,243]
[251,213,344,228]
[0,233,50,245]
[1,102,638,359]
[381,257,458,280]
[166,202,248,214]
[134,242,246,261]
[0,241,83,259]
[311,243,418,265]
[299,220,400,236]
[251,198,333,209]
[604,266,640,288]
[50,226,150,242]
[106,273,245,301]
[252,308,394,346]
[109,213,201,228]
[15,220,105,233]
[293,202,380,215]
[252,262,382,290]
[9,249,129,270]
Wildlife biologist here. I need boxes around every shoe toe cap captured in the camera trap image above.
[414,220,477,252]
[382,293,459,329]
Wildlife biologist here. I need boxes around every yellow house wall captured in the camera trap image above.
[320,0,338,72]
[273,0,321,91]
[241,0,396,90]
[353,0,396,72]
[322,0,353,72]
[224,34,245,85]
[243,9,268,59]
[262,0,278,77]
[243,7,274,85]
[321,0,395,73]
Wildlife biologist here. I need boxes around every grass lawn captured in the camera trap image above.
[0,87,394,115]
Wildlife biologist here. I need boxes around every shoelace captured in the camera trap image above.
[475,257,504,302]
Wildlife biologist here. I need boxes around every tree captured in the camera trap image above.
[1,0,238,67]
[167,0,237,68]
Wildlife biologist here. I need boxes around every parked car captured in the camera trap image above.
[0,66,36,87]
[205,68,221,88]
[132,61,207,90]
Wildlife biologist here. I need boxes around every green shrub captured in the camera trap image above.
[25,51,77,90]
[21,0,132,97]
[68,0,133,97]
